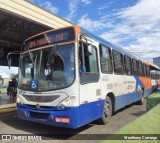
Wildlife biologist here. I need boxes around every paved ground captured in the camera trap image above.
[0,99,147,142]
[0,93,15,105]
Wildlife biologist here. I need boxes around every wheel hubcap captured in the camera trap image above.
[104,102,111,118]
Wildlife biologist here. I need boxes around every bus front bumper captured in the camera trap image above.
[17,104,79,129]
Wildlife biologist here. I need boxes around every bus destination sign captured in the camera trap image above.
[28,32,68,48]
[23,27,75,50]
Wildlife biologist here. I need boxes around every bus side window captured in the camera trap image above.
[132,59,138,75]
[100,45,113,74]
[138,62,143,76]
[112,50,125,75]
[147,66,150,77]
[79,42,99,84]
[124,55,132,75]
[142,64,147,77]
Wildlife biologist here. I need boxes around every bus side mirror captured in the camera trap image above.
[7,54,12,69]
[7,51,20,69]
[87,44,93,55]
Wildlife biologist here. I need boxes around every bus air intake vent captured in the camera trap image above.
[22,95,60,103]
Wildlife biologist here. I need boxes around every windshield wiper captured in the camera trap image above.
[47,44,57,66]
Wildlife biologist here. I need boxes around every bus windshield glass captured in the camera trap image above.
[18,44,75,91]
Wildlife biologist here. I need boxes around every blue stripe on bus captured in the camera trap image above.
[115,76,151,110]
[115,91,140,110]
[134,76,144,91]
[115,88,151,111]
[134,76,152,98]
[78,100,104,127]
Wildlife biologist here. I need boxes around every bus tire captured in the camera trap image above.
[138,90,144,105]
[97,96,112,124]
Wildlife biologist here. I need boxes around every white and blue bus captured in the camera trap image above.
[13,26,159,129]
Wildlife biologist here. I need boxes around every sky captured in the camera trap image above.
[1,0,160,74]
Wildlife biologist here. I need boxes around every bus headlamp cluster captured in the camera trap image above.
[58,96,76,110]
[59,98,71,109]
[64,99,71,105]
[16,97,22,104]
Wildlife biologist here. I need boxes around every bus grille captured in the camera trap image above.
[22,95,60,103]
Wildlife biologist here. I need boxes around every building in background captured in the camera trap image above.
[0,70,11,86]
[153,57,160,68]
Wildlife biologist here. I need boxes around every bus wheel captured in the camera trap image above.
[138,90,144,105]
[97,96,112,124]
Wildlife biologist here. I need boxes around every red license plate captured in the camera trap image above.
[55,117,70,123]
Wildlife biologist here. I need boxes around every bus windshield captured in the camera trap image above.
[18,43,75,91]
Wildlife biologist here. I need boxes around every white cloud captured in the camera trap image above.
[98,5,109,10]
[117,0,160,25]
[81,0,91,5]
[98,0,160,62]
[39,1,58,14]
[29,0,160,62]
[78,14,113,31]
[100,32,123,44]
[29,0,58,14]
[66,0,79,21]
[97,2,113,10]
[66,0,91,21]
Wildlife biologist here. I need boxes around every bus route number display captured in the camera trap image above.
[28,32,69,49]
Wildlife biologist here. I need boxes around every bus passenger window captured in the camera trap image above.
[144,64,147,77]
[142,64,147,77]
[124,55,132,75]
[138,62,143,76]
[79,42,99,84]
[147,66,150,77]
[112,50,125,74]
[132,59,138,75]
[100,45,113,74]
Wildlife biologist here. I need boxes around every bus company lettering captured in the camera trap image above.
[124,81,135,84]
[126,85,134,89]
[114,83,122,87]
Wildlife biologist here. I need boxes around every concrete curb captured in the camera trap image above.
[0,103,16,114]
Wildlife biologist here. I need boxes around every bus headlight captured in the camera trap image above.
[58,98,71,110]
[16,97,22,104]
[57,96,76,110]
[64,98,71,105]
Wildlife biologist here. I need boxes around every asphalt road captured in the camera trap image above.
[0,99,148,142]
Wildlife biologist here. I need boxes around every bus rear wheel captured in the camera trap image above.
[138,90,144,105]
[97,96,112,124]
